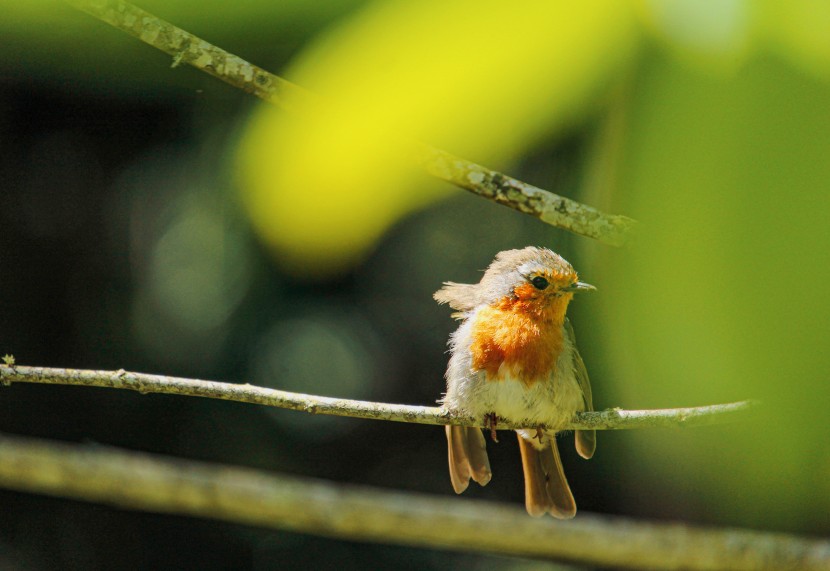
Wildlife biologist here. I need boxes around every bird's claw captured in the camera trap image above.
[486,413,499,443]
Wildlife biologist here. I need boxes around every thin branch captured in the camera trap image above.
[0,366,756,431]
[0,432,826,570]
[62,0,636,246]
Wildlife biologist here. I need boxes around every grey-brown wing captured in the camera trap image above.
[565,317,595,459]
[433,281,478,314]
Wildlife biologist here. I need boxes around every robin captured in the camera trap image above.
[435,246,596,518]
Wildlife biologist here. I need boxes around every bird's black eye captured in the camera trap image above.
[530,276,549,290]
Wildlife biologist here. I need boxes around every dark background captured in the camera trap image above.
[2,1,829,569]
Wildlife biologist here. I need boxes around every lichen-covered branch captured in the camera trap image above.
[63,0,311,111]
[62,0,637,246]
[0,366,755,431]
[417,146,635,245]
[0,432,825,570]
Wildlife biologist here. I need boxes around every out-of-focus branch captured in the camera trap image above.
[0,432,826,570]
[0,366,756,431]
[61,0,636,246]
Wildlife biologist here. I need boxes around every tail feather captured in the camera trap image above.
[446,425,492,493]
[575,429,596,460]
[517,433,576,519]
[540,437,577,519]
[517,436,550,517]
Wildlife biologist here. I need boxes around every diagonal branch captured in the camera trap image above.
[0,432,826,570]
[61,0,636,246]
[0,365,756,431]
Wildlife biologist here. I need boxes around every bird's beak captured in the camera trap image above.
[564,281,596,293]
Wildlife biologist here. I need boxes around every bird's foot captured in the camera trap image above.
[485,413,499,443]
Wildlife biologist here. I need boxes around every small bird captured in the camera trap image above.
[435,246,596,518]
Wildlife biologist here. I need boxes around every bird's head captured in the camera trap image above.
[485,247,593,322]
[435,247,594,317]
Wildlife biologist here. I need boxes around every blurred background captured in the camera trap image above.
[1,0,829,569]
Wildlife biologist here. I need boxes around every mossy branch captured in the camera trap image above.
[1,365,755,431]
[61,0,636,246]
[0,432,826,570]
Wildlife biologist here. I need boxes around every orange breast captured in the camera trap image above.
[469,291,568,387]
